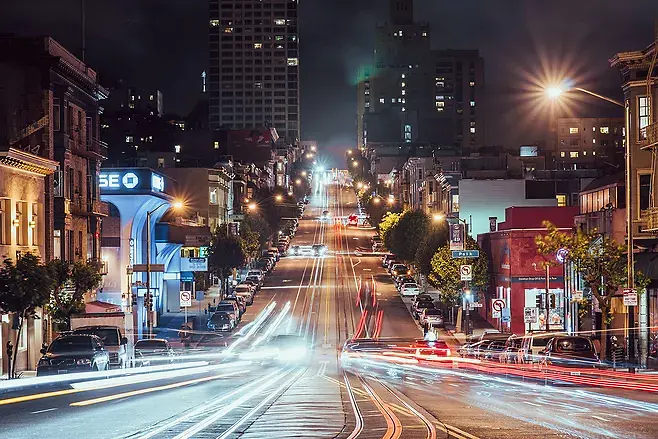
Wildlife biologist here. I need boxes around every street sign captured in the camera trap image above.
[180,271,194,282]
[524,307,537,323]
[623,289,638,306]
[492,298,507,319]
[572,290,583,301]
[180,290,192,307]
[460,264,473,281]
[469,302,483,310]
[451,250,480,259]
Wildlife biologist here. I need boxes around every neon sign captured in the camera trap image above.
[99,172,139,189]
[151,173,165,192]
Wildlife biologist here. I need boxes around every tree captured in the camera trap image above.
[239,217,262,259]
[45,259,102,331]
[415,223,449,275]
[242,212,271,249]
[535,221,628,357]
[378,212,401,249]
[208,225,247,296]
[428,236,488,307]
[388,210,430,262]
[0,254,53,377]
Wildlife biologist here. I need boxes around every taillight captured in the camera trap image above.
[445,349,451,356]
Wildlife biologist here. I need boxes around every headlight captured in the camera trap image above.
[76,358,92,365]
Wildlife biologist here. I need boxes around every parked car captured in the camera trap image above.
[244,276,263,290]
[385,259,399,272]
[247,270,265,282]
[420,309,444,327]
[37,334,110,376]
[519,332,568,363]
[400,282,421,297]
[499,335,523,364]
[457,340,488,358]
[234,284,255,305]
[412,293,433,306]
[267,248,280,261]
[480,340,507,361]
[207,312,235,332]
[215,301,240,322]
[69,325,129,369]
[134,339,176,366]
[394,275,415,289]
[223,296,247,316]
[412,299,436,319]
[390,264,411,277]
[540,336,601,367]
[382,254,395,268]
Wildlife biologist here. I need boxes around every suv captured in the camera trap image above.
[519,332,568,364]
[382,254,396,268]
[390,264,410,277]
[70,326,129,369]
[37,334,110,376]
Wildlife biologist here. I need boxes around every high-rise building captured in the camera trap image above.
[357,0,484,153]
[554,117,624,171]
[208,0,300,144]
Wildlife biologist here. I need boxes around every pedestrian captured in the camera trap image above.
[178,324,191,348]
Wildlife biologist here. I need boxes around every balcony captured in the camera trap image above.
[75,138,108,160]
[643,207,658,232]
[642,122,658,149]
[69,197,108,217]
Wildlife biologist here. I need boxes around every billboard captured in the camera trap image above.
[520,146,538,157]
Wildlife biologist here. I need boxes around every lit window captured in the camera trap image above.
[436,81,444,88]
[365,90,370,95]
[274,19,286,25]
[469,81,475,87]
[560,151,565,157]
[592,126,596,132]
[287,58,299,66]
[435,102,445,108]
[125,136,133,143]
[401,74,406,79]
[640,96,650,139]
[401,90,406,95]
[275,35,284,41]
[592,138,596,144]
[437,107,444,112]
[556,194,567,207]
[149,94,154,101]
[401,82,406,88]
[254,43,263,49]
[399,30,403,37]
[470,127,476,133]
[436,95,444,100]
[391,98,396,103]
[600,126,609,134]
[569,127,579,134]
[401,107,406,112]
[398,98,402,103]
[379,98,385,104]
[174,144,181,154]
[210,20,220,27]
[224,27,233,33]
[214,141,219,149]
[404,124,412,133]
[365,102,370,108]
[422,32,427,37]
[593,151,596,156]
[470,101,476,107]
[401,98,406,103]
[583,151,588,156]
[570,151,579,158]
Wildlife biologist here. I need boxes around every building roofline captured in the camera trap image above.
[0,146,59,176]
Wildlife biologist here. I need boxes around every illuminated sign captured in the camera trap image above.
[99,169,170,195]
[151,173,165,192]
[520,146,538,157]
[129,238,135,267]
[181,257,208,272]
[99,172,139,189]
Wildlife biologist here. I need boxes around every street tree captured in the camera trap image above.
[378,211,401,249]
[428,236,488,307]
[535,221,630,357]
[414,223,449,275]
[242,212,271,249]
[208,225,247,296]
[0,253,53,377]
[46,259,103,331]
[388,210,430,262]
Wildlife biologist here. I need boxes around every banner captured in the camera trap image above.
[449,223,465,251]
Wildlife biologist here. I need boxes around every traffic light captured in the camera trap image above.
[535,294,543,309]
[549,294,556,309]
[144,292,153,311]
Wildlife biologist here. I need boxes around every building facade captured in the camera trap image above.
[209,0,300,143]
[555,117,624,170]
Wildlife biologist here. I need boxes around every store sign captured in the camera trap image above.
[180,271,194,282]
[129,238,135,267]
[623,289,638,306]
[181,257,208,272]
[99,169,169,194]
[151,173,165,192]
[99,172,139,189]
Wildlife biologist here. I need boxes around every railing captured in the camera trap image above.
[87,138,108,158]
[643,207,658,232]
[644,122,658,149]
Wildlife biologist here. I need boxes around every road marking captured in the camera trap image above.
[363,268,371,271]
[592,415,610,422]
[522,401,541,407]
[30,407,58,414]
[70,371,241,407]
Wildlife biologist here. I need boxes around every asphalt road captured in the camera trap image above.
[2,179,658,439]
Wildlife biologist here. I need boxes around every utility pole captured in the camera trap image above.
[545,264,550,332]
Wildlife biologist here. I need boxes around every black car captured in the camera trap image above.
[37,334,110,376]
[134,338,176,366]
[540,336,601,367]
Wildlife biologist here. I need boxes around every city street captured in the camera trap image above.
[2,181,658,439]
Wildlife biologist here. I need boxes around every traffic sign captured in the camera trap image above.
[451,250,480,259]
[460,264,473,281]
[180,290,192,307]
[572,290,583,301]
[524,307,537,323]
[623,289,638,306]
[492,298,507,318]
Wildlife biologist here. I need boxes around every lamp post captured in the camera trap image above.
[145,200,184,338]
[546,85,635,367]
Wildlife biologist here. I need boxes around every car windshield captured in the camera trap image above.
[555,337,593,352]
[425,310,442,316]
[217,304,235,311]
[136,340,167,350]
[48,336,93,353]
[73,328,119,346]
[403,283,418,288]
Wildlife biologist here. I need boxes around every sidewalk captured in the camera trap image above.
[156,287,222,345]
[445,311,497,344]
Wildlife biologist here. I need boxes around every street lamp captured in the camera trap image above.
[347,149,353,155]
[275,194,283,202]
[145,199,185,338]
[433,213,445,222]
[301,171,307,177]
[248,203,257,211]
[546,83,635,366]
[373,197,381,204]
[352,161,359,168]
[295,179,302,185]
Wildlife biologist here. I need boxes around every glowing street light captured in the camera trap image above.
[433,213,445,222]
[347,149,353,155]
[372,197,381,204]
[275,194,283,202]
[295,179,302,185]
[356,182,363,189]
[248,203,257,211]
[352,161,359,168]
[310,145,317,152]
[301,171,307,177]
[306,153,313,158]
[545,85,564,100]
[244,198,250,203]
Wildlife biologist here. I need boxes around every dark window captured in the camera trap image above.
[640,174,651,211]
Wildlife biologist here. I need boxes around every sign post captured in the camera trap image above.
[180,290,192,325]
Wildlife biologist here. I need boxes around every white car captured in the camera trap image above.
[247,270,264,282]
[400,282,421,296]
[420,309,445,327]
[234,284,254,305]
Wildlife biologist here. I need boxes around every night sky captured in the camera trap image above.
[1,1,657,163]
